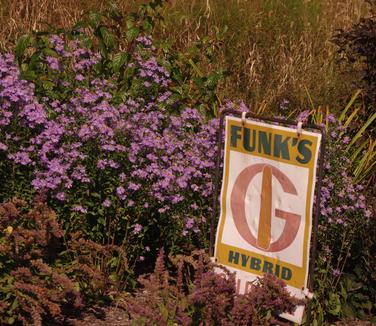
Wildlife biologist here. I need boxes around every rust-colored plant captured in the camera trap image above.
[0,198,82,325]
[0,198,129,325]
[121,249,302,326]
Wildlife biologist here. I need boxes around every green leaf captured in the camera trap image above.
[43,48,57,57]
[158,303,169,321]
[342,303,356,318]
[350,138,369,161]
[346,111,376,151]
[15,34,32,60]
[304,86,315,111]
[327,292,341,316]
[108,2,122,20]
[20,70,37,81]
[343,107,360,129]
[9,298,18,312]
[88,12,102,29]
[99,27,115,49]
[126,16,136,29]
[126,27,140,42]
[73,20,88,32]
[99,40,108,59]
[339,89,362,122]
[42,80,55,91]
[143,19,153,32]
[188,59,203,77]
[112,52,129,73]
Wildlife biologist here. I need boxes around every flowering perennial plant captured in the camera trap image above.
[0,33,218,269]
[295,110,375,321]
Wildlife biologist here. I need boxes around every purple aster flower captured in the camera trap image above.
[279,99,289,111]
[332,268,341,277]
[56,192,66,201]
[128,182,141,191]
[97,159,106,169]
[342,136,350,144]
[186,218,194,229]
[190,203,199,210]
[8,151,32,165]
[72,205,87,213]
[102,199,111,207]
[116,186,126,200]
[158,207,168,213]
[0,142,8,151]
[46,56,60,70]
[297,110,310,123]
[327,114,336,123]
[133,223,143,235]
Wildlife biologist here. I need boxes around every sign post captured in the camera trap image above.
[209,110,326,324]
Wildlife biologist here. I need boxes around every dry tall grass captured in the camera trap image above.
[159,0,369,112]
[0,0,370,112]
[0,0,143,49]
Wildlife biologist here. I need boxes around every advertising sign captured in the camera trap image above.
[214,116,322,324]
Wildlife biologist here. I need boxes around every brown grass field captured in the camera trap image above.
[0,0,371,112]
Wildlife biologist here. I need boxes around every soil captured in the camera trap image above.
[66,305,130,326]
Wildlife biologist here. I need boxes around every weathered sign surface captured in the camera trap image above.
[214,116,322,324]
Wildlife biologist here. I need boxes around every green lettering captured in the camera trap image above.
[250,257,261,271]
[274,134,290,160]
[263,261,274,274]
[243,128,256,152]
[258,131,272,155]
[281,267,292,280]
[296,139,312,164]
[231,126,242,148]
[275,264,280,277]
[241,254,250,267]
[228,250,239,265]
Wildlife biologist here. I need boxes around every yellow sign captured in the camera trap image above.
[214,116,321,324]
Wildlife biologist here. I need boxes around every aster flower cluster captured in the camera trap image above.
[306,114,375,319]
[315,116,372,230]
[0,34,218,257]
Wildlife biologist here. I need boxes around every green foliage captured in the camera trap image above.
[337,91,376,183]
[299,107,375,323]
[309,90,376,183]
[15,34,33,62]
